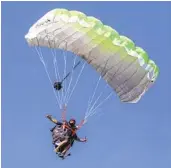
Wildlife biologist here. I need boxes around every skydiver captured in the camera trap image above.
[46,115,87,157]
[46,115,67,148]
[55,118,87,157]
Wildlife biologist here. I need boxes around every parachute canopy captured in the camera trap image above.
[25,8,159,103]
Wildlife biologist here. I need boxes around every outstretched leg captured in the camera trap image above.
[61,143,71,156]
[55,139,68,153]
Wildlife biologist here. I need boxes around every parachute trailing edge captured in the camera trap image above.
[25,8,159,103]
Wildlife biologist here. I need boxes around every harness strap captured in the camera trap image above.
[77,119,85,130]
[61,104,67,121]
[61,105,85,136]
[63,124,77,136]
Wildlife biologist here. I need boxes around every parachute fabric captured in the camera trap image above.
[25,8,159,103]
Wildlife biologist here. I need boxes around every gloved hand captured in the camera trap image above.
[82,137,87,142]
[46,114,52,119]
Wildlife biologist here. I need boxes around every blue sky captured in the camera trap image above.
[2,1,171,168]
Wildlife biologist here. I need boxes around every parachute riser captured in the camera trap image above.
[61,104,85,130]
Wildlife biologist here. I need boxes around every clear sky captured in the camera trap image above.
[2,1,171,168]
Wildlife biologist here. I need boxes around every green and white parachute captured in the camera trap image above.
[25,9,159,119]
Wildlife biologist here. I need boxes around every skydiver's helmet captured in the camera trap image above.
[69,118,76,127]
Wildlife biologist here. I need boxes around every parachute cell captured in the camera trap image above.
[25,8,159,103]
